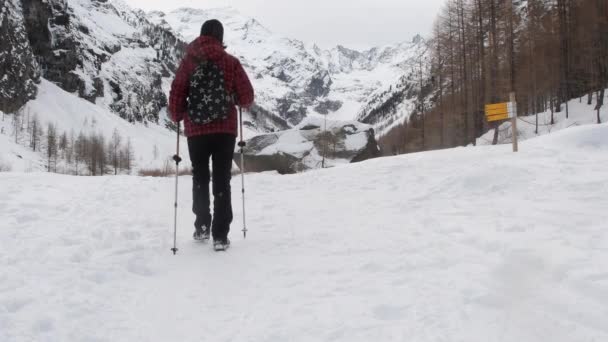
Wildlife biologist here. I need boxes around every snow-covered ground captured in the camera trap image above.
[1,123,607,341]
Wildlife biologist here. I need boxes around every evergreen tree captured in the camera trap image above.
[46,123,58,172]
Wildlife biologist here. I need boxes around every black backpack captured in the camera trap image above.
[187,59,232,125]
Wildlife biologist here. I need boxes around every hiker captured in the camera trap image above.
[169,19,254,251]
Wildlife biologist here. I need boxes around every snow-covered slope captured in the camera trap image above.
[0,80,190,172]
[12,0,185,124]
[2,123,607,341]
[0,125,44,172]
[0,0,193,173]
[354,35,434,136]
[478,92,608,145]
[148,8,425,129]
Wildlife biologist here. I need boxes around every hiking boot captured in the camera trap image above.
[193,226,210,241]
[213,238,231,251]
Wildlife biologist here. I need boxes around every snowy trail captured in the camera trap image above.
[1,124,608,341]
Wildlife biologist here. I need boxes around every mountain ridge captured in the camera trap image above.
[1,0,428,142]
[148,6,427,132]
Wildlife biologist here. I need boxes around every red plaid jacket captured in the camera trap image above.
[169,36,254,137]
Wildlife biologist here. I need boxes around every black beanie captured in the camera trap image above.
[200,19,224,43]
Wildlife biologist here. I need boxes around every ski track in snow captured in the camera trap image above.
[1,124,608,341]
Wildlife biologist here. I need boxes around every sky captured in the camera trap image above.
[122,0,446,49]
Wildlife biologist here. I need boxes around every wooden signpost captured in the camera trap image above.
[485,92,518,152]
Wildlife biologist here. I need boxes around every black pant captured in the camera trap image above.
[187,134,236,241]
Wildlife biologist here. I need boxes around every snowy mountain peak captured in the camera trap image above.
[147,6,424,129]
[1,0,185,123]
[2,0,430,149]
[335,45,362,57]
[412,33,424,44]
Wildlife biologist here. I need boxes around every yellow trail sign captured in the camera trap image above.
[485,103,508,111]
[485,102,511,122]
[486,107,509,116]
[486,113,510,122]
[485,92,518,152]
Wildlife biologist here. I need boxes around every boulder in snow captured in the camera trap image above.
[234,118,380,174]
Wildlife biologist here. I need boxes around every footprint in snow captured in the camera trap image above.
[121,230,141,241]
[32,316,55,333]
[69,247,92,263]
[127,258,156,277]
[1,297,32,313]
[373,304,408,321]
[360,262,384,273]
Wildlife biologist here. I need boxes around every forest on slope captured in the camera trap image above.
[380,0,608,154]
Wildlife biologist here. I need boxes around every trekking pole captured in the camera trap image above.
[171,123,183,255]
[238,106,248,238]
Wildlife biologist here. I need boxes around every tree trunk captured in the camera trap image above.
[419,57,426,151]
[596,89,604,123]
[476,0,487,140]
[550,96,555,124]
[437,38,445,148]
[490,0,500,145]
[557,0,570,117]
[458,0,469,146]
[449,8,457,147]
[508,0,516,93]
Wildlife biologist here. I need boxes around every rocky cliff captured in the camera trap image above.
[1,0,185,123]
[0,0,40,113]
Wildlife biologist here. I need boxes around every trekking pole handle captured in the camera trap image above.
[173,123,182,164]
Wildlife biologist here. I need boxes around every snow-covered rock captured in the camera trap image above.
[235,117,380,174]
